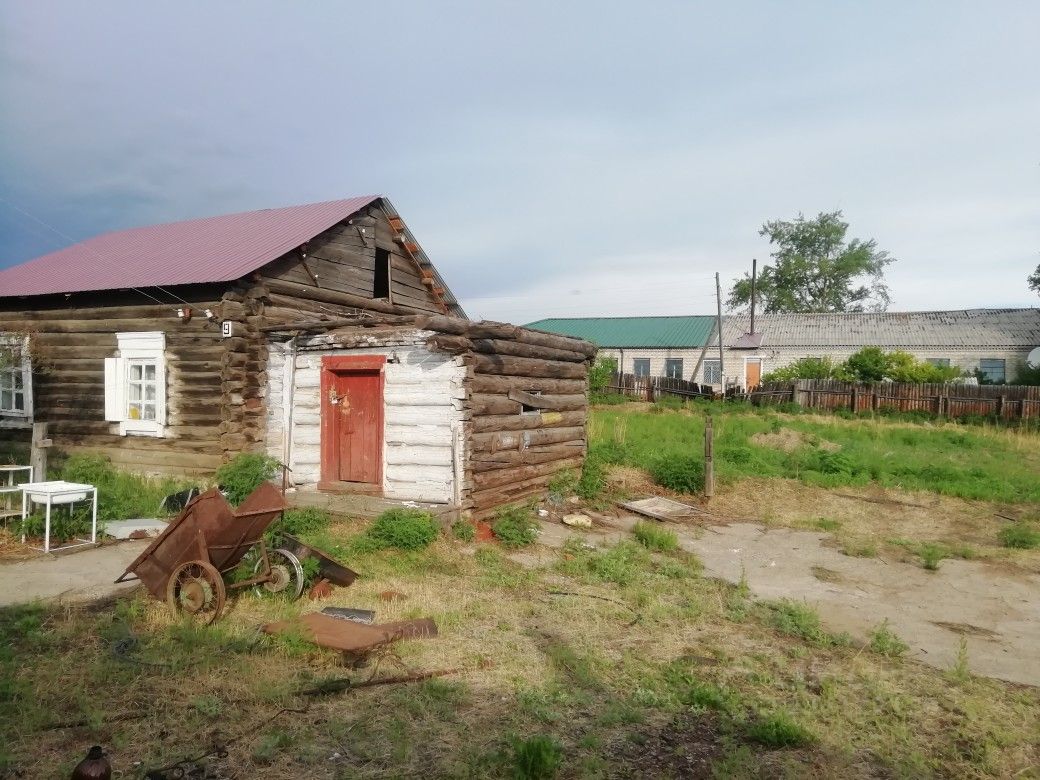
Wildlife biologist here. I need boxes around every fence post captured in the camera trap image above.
[871,385,879,413]
[30,422,52,481]
[704,416,714,499]
[998,394,1006,418]
[850,387,858,413]
[793,380,806,407]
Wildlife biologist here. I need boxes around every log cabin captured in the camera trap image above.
[0,196,595,518]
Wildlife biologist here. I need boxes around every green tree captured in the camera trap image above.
[1028,263,1040,297]
[729,211,895,313]
[762,356,849,382]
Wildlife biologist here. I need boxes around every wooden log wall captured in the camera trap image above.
[449,329,594,521]
[257,202,459,326]
[0,287,237,476]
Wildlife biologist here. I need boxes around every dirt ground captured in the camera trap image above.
[527,510,1040,688]
[0,539,148,607]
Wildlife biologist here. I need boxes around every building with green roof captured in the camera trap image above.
[525,315,720,384]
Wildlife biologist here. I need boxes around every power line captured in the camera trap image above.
[0,196,169,306]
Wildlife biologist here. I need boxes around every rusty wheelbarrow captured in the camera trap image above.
[115,483,304,624]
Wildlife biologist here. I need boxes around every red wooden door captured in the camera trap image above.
[746,359,762,390]
[320,356,385,487]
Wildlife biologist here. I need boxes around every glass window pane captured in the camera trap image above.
[143,404,156,421]
[130,364,142,380]
[128,403,142,420]
[12,372,22,390]
[0,390,11,409]
[14,392,23,411]
[633,358,650,378]
[129,383,142,400]
[665,359,683,379]
[145,384,156,400]
[703,360,721,384]
[979,359,1005,383]
[144,364,156,380]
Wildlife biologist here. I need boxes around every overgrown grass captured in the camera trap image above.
[869,620,910,658]
[589,406,1040,503]
[1,518,1037,779]
[999,522,1040,550]
[51,454,188,523]
[353,508,441,552]
[632,521,679,552]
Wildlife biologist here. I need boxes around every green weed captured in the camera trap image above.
[576,457,607,500]
[745,711,815,748]
[999,522,1040,550]
[918,543,948,571]
[632,521,679,552]
[949,638,971,683]
[492,505,539,548]
[451,519,476,542]
[869,620,910,657]
[509,734,563,780]
[547,469,578,499]
[765,599,849,647]
[215,453,281,506]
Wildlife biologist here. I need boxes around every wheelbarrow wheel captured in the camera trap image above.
[166,560,226,624]
[253,548,305,601]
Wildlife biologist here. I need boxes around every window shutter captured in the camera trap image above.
[104,357,125,421]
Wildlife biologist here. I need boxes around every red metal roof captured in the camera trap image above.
[0,196,380,298]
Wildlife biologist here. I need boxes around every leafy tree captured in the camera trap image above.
[729,211,895,313]
[1029,264,1040,297]
[765,348,963,384]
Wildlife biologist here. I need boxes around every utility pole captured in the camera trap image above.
[750,258,757,335]
[715,272,725,390]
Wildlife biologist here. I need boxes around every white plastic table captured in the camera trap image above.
[0,465,33,522]
[19,481,98,554]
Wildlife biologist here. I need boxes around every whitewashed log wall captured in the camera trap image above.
[266,331,466,503]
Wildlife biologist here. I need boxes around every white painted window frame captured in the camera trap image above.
[105,332,167,437]
[0,335,33,428]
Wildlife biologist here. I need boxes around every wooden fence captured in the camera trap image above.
[746,379,1040,421]
[606,372,715,402]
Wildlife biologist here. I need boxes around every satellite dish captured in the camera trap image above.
[1028,347,1040,369]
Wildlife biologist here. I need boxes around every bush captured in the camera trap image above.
[364,508,440,551]
[588,357,618,395]
[451,519,476,542]
[216,453,281,506]
[650,455,704,493]
[762,356,848,383]
[492,505,539,548]
[632,521,679,552]
[999,523,1040,550]
[767,599,848,646]
[509,733,563,779]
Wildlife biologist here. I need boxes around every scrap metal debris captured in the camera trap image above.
[261,613,437,653]
[321,606,376,624]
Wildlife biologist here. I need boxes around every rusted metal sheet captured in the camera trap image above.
[261,613,437,653]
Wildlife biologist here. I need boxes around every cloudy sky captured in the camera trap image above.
[1,2,1037,322]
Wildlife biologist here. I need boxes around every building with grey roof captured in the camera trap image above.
[720,308,1040,388]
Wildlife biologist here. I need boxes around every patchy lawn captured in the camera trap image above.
[2,514,1038,778]
[590,403,1040,575]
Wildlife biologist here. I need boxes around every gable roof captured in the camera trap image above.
[0,196,464,318]
[723,309,1040,348]
[525,316,716,348]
